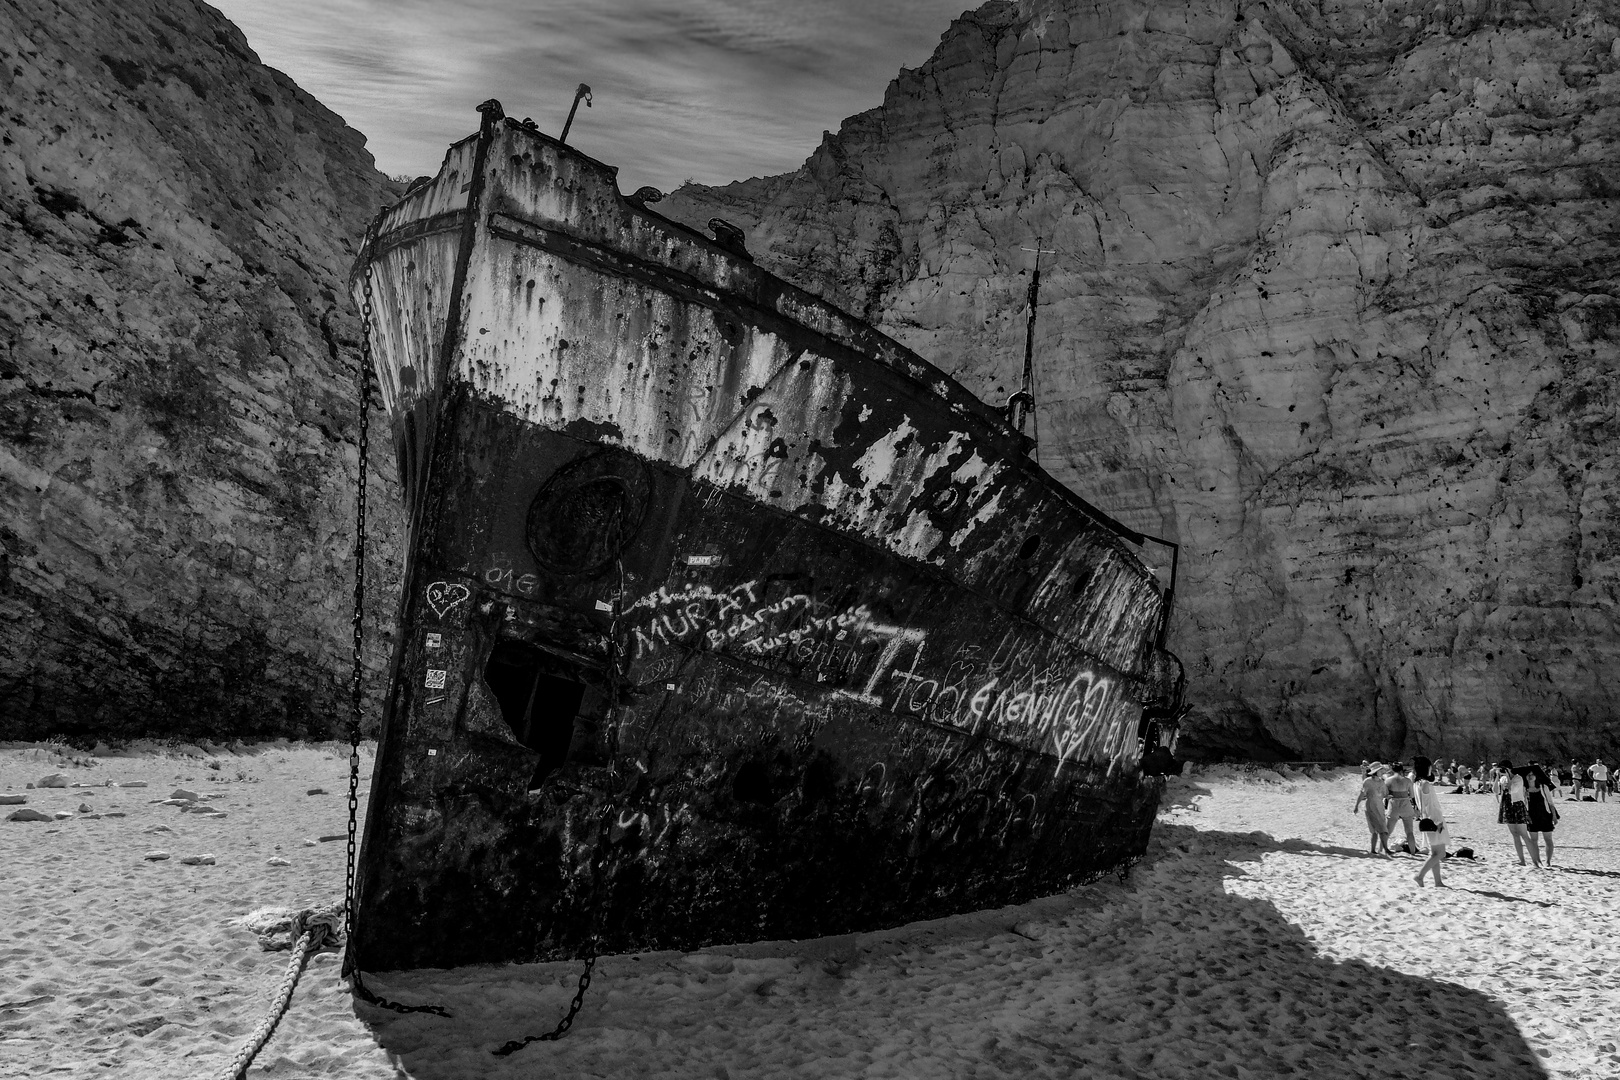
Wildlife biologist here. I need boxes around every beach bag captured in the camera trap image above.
[1419,817,1438,832]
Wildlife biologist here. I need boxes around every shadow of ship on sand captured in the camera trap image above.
[357,823,1549,1079]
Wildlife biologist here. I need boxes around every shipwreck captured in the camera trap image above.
[348,100,1184,972]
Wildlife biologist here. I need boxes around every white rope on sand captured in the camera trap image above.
[217,903,345,1080]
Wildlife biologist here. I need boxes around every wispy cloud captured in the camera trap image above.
[211,0,973,192]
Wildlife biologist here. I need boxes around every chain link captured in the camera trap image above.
[492,550,626,1056]
[491,951,597,1056]
[345,263,373,951]
[343,253,450,1019]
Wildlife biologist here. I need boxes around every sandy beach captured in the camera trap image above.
[3,745,1616,1079]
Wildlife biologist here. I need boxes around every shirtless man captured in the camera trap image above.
[1384,762,1419,854]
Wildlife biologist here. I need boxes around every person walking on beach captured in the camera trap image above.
[1353,763,1392,856]
[1524,762,1559,867]
[1593,760,1610,803]
[1495,760,1538,867]
[1385,762,1418,854]
[1413,757,1448,887]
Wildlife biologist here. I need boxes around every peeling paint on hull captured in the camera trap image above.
[350,109,1184,972]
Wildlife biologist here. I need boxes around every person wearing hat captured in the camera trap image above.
[1593,759,1610,803]
[1353,762,1392,857]
[1413,756,1449,887]
[1385,762,1418,855]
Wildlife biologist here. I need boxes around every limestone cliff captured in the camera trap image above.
[662,0,1620,760]
[0,0,401,741]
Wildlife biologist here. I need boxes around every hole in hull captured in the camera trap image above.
[483,641,585,789]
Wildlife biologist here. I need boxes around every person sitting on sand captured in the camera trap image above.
[1495,760,1538,867]
[1412,756,1448,887]
[1524,762,1559,867]
[1353,763,1392,857]
[1593,760,1610,803]
[1461,762,1475,794]
[1385,762,1418,854]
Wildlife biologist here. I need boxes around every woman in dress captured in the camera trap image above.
[1352,763,1392,857]
[1524,762,1558,866]
[1495,759,1538,867]
[1413,756,1448,887]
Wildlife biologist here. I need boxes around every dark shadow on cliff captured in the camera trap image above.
[352,821,1550,1079]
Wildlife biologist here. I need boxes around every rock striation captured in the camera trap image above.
[662,0,1620,760]
[0,0,401,741]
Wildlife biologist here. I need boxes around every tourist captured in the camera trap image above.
[1495,760,1537,867]
[1593,759,1610,803]
[1459,761,1474,794]
[1413,756,1448,887]
[1385,762,1418,855]
[1524,762,1558,867]
[1353,763,1392,857]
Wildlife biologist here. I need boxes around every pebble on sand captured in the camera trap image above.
[36,774,68,788]
[78,803,93,813]
[143,824,172,834]
[52,811,72,820]
[7,808,51,822]
[120,781,148,788]
[307,787,328,795]
[0,794,26,804]
[266,857,291,867]
[142,850,170,861]
[179,854,217,866]
[169,788,198,801]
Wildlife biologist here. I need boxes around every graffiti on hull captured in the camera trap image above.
[627,579,1139,774]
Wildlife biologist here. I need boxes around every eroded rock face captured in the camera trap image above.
[662,0,1620,760]
[0,0,401,740]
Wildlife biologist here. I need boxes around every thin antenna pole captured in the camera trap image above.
[560,83,592,143]
[1013,238,1058,457]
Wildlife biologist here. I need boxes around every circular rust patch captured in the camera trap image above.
[525,449,651,577]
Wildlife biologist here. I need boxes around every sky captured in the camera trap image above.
[212,0,977,194]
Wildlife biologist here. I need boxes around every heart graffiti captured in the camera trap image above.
[425,581,471,618]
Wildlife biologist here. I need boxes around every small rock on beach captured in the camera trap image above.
[142,850,170,861]
[0,794,27,804]
[179,854,217,866]
[7,808,51,822]
[36,774,68,788]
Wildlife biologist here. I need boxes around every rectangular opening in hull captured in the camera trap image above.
[483,640,585,789]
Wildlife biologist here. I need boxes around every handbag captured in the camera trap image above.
[1419,817,1438,832]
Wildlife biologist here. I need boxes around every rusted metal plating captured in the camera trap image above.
[349,101,1184,971]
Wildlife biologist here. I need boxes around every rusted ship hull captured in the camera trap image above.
[350,103,1182,972]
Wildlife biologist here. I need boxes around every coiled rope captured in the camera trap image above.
[215,905,345,1080]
